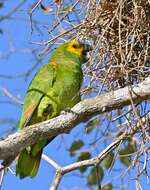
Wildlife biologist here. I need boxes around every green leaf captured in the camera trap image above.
[102,183,113,190]
[119,149,130,167]
[78,152,91,173]
[69,140,84,156]
[85,118,99,134]
[119,138,137,167]
[103,152,114,169]
[127,138,137,153]
[87,166,104,186]
[0,28,3,34]
[0,2,3,8]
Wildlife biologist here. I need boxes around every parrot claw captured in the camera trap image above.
[43,104,53,117]
[61,109,78,116]
[26,146,31,153]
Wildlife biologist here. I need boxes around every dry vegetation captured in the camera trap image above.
[81,0,150,89]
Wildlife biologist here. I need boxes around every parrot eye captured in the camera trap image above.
[72,44,78,49]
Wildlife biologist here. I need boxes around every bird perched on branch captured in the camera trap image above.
[16,40,92,178]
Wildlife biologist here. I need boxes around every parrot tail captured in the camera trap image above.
[16,148,42,179]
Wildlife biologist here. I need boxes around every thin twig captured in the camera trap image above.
[42,154,61,170]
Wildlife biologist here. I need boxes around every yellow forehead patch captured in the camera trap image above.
[67,40,83,56]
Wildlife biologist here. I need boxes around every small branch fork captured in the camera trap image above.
[42,134,125,190]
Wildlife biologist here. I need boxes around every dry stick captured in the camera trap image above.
[7,16,50,25]
[42,154,61,171]
[137,111,150,128]
[0,77,149,163]
[0,87,23,105]
[29,0,43,14]
[128,86,145,128]
[32,23,83,57]
[40,23,83,56]
[45,23,83,46]
[0,170,5,190]
[28,0,43,33]
[0,0,26,22]
[48,0,80,34]
[128,86,150,141]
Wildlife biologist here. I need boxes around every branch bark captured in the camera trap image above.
[0,77,149,162]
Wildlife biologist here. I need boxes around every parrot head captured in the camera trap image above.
[66,40,92,62]
[53,40,92,63]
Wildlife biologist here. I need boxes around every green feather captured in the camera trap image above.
[16,149,42,178]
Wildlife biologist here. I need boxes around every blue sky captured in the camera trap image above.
[0,1,149,190]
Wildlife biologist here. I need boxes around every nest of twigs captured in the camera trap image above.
[78,0,150,91]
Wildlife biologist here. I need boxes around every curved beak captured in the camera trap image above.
[81,42,93,62]
[77,40,93,52]
[82,43,93,52]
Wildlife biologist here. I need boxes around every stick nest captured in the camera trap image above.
[78,0,150,92]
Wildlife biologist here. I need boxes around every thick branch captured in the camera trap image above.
[0,77,149,161]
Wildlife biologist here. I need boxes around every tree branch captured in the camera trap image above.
[50,135,124,190]
[0,77,149,162]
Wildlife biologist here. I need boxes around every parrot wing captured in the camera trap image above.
[17,63,56,178]
[19,63,56,129]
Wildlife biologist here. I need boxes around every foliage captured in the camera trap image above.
[87,166,104,186]
[69,140,84,156]
[77,152,91,173]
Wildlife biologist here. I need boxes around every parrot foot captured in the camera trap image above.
[43,104,53,117]
[61,109,77,115]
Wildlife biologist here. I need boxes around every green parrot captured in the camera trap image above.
[16,40,92,179]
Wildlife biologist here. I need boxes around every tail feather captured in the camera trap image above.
[16,137,56,179]
[16,148,42,179]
